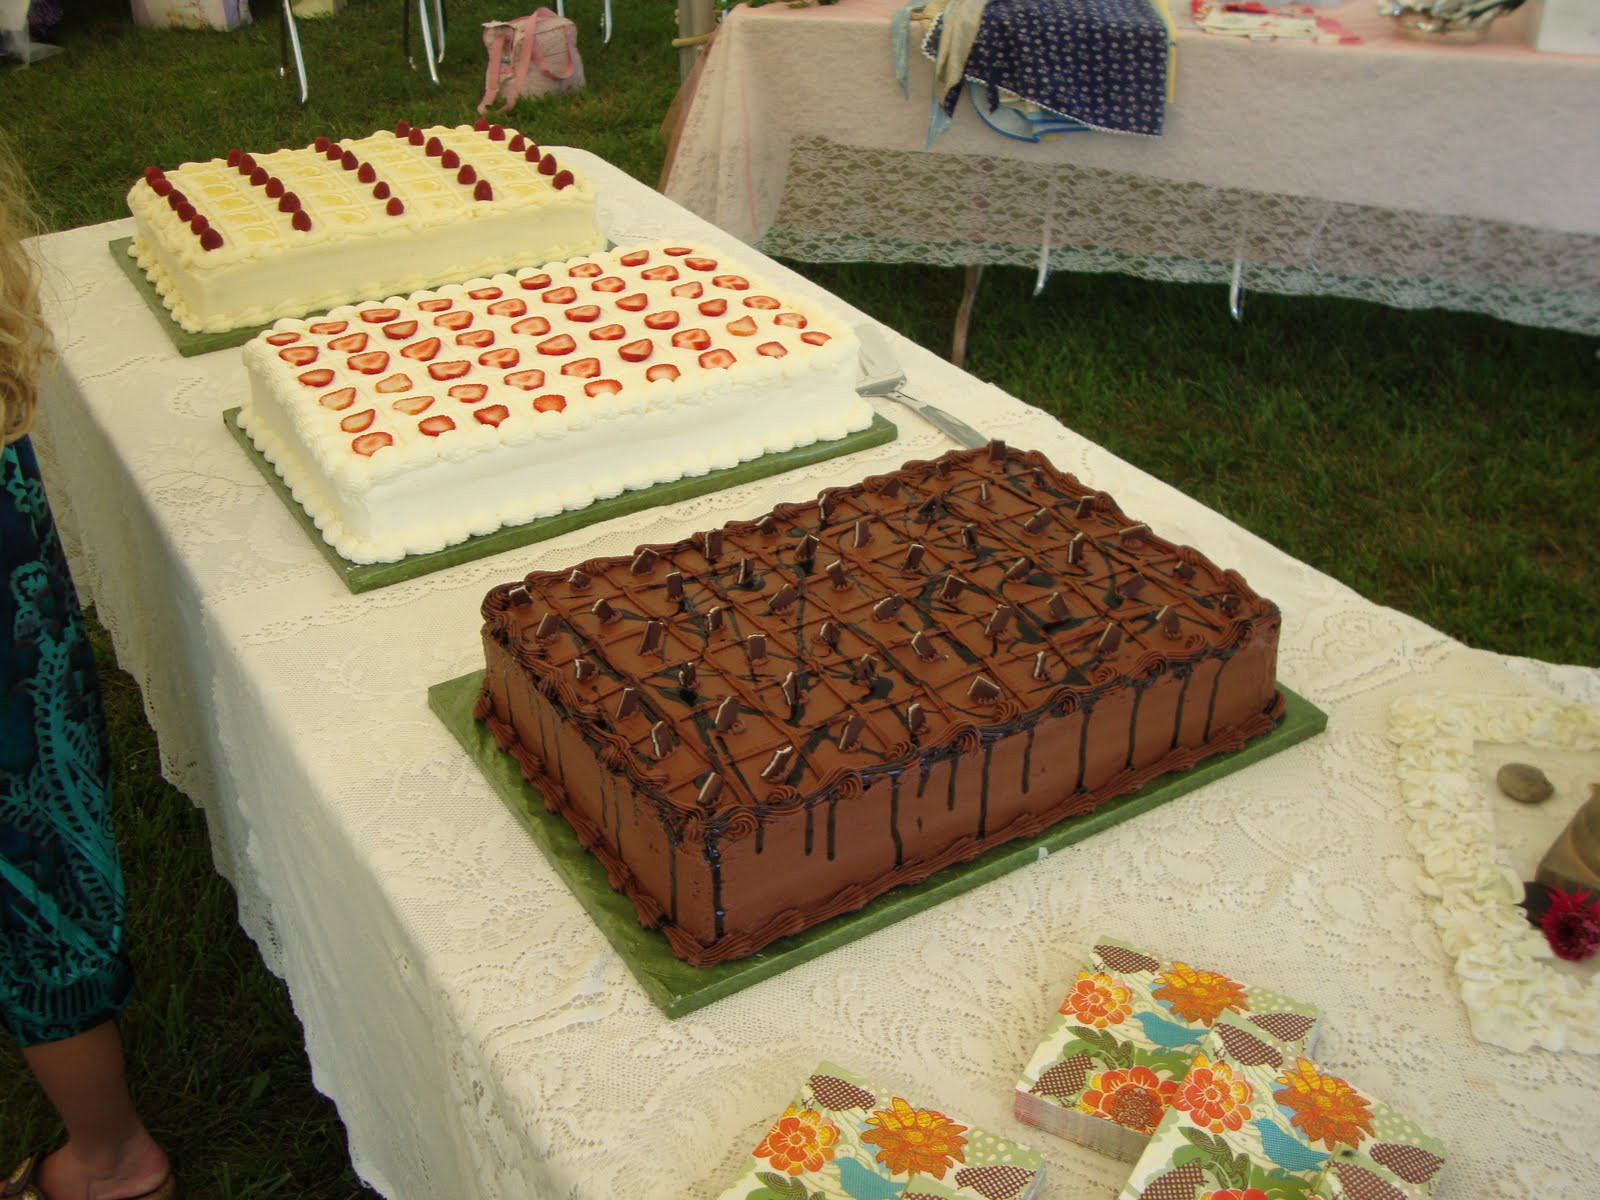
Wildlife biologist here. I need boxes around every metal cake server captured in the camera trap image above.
[854,323,988,450]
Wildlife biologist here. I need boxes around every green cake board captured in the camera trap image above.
[428,672,1328,1018]
[224,409,898,594]
[110,237,271,356]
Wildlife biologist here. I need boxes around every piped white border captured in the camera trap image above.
[1387,694,1600,1054]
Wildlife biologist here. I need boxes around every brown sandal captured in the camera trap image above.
[3,1150,176,1200]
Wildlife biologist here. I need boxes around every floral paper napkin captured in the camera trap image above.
[1015,938,1320,1160]
[716,1061,1045,1200]
[1118,1013,1446,1200]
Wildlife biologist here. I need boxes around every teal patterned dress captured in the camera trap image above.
[0,436,131,1047]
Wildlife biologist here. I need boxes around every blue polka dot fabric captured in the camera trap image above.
[924,0,1171,136]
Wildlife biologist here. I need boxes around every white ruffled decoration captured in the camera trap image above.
[1388,694,1600,1055]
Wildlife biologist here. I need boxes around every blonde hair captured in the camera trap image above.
[0,131,52,446]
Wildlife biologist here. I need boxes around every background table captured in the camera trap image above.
[31,153,1600,1198]
[662,0,1600,335]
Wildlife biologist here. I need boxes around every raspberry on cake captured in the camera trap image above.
[236,241,872,564]
[475,444,1285,966]
[126,120,602,333]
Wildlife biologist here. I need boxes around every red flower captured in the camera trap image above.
[1540,888,1600,962]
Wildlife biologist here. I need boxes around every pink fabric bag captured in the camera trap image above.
[478,9,585,114]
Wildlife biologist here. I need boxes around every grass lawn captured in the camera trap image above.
[1,0,1594,1195]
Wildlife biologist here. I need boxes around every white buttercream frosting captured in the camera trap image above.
[1387,693,1600,1054]
[238,240,873,563]
[127,123,602,332]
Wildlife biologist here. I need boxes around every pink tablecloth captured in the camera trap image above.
[663,0,1600,332]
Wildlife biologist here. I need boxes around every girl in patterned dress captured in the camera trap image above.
[0,135,174,1200]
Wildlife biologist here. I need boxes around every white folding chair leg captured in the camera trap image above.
[432,0,445,62]
[602,0,613,43]
[280,0,309,105]
[417,0,440,83]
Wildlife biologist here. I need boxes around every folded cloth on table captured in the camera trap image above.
[922,0,1175,136]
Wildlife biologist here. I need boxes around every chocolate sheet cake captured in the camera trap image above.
[475,444,1283,965]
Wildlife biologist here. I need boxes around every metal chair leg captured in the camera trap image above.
[417,0,440,84]
[280,0,308,105]
[432,0,446,62]
[1229,256,1246,323]
[601,0,612,43]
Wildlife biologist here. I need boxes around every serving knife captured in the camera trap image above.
[854,323,988,450]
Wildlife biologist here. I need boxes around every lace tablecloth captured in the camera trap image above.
[662,0,1600,334]
[29,152,1600,1199]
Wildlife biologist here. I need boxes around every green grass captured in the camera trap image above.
[1,0,1596,1195]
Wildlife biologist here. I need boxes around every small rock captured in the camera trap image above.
[1497,762,1553,805]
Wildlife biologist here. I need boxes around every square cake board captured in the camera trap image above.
[223,408,898,594]
[428,672,1327,1018]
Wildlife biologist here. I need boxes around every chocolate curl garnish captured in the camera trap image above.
[797,534,819,564]
[816,621,840,648]
[817,490,836,525]
[665,571,684,601]
[714,695,739,731]
[879,476,901,498]
[567,567,591,590]
[1158,605,1181,637]
[1174,560,1196,582]
[534,612,560,639]
[1075,495,1097,519]
[1004,556,1032,582]
[735,557,756,588]
[506,583,531,607]
[935,457,954,477]
[573,656,597,683]
[615,687,639,720]
[769,582,799,614]
[1120,523,1150,544]
[938,574,964,602]
[902,543,926,571]
[638,619,664,656]
[977,482,990,504]
[1220,593,1241,616]
[760,745,794,781]
[756,514,778,535]
[697,773,724,807]
[985,604,1014,638]
[649,720,674,759]
[852,519,872,549]
[838,713,866,752]
[705,605,724,633]
[967,675,1001,702]
[591,597,618,624]
[677,661,697,692]
[1032,650,1050,681]
[987,439,1007,462]
[916,497,939,522]
[745,633,767,664]
[824,560,848,589]
[703,529,723,561]
[1098,624,1123,654]
[907,702,928,735]
[1045,592,1070,622]
[1023,508,1051,534]
[910,630,940,661]
[1030,467,1046,489]
[852,654,877,684]
[1067,533,1086,565]
[780,670,801,713]
[873,595,903,621]
[961,523,979,553]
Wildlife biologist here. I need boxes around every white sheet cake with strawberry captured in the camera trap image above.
[128,119,603,333]
[236,242,871,564]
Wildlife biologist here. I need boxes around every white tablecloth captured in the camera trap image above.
[29,153,1600,1198]
[662,0,1600,334]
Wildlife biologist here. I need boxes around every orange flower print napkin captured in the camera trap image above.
[1015,938,1321,1161]
[716,1062,1046,1200]
[1118,1013,1446,1200]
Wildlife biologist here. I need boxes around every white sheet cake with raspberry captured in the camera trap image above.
[236,242,872,564]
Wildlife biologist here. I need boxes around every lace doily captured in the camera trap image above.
[1388,693,1600,1054]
